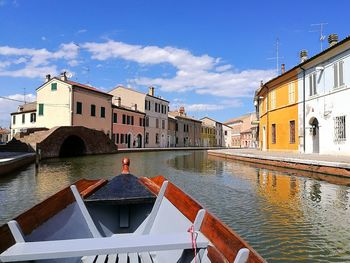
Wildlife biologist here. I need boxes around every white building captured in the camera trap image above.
[109,86,169,148]
[297,34,350,154]
[222,124,233,147]
[10,102,38,138]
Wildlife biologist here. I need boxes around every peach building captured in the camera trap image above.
[225,113,258,148]
[11,72,113,138]
[112,102,145,149]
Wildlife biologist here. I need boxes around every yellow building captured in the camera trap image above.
[200,124,216,147]
[256,68,299,151]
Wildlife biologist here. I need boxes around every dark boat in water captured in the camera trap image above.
[0,158,265,263]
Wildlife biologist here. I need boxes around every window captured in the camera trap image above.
[145,117,149,127]
[122,114,126,124]
[90,104,96,116]
[39,104,44,116]
[76,102,82,114]
[30,113,36,123]
[271,124,276,144]
[224,131,228,136]
[145,132,149,144]
[116,133,119,144]
[13,115,16,125]
[131,116,134,125]
[155,103,158,112]
[156,133,159,144]
[176,137,178,144]
[270,90,276,109]
[113,113,117,123]
[22,114,25,124]
[309,72,317,96]
[51,83,57,91]
[121,134,124,144]
[156,119,159,128]
[334,60,344,89]
[334,116,346,142]
[100,107,105,118]
[127,115,130,125]
[289,120,295,144]
[175,123,178,131]
[162,120,165,129]
[145,100,151,111]
[288,82,295,104]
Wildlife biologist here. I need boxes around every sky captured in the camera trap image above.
[0,0,349,128]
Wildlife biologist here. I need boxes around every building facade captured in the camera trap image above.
[10,102,38,138]
[225,113,258,148]
[200,117,224,147]
[222,124,233,147]
[297,35,350,154]
[10,73,113,139]
[200,124,216,147]
[255,68,299,151]
[109,86,169,148]
[168,107,201,147]
[0,128,10,143]
[111,103,145,149]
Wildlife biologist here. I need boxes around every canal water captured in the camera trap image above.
[1,150,350,262]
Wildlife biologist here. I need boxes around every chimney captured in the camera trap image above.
[328,34,338,47]
[260,80,263,88]
[132,103,138,111]
[115,97,121,107]
[300,50,308,63]
[179,106,185,116]
[148,86,155,96]
[45,74,51,82]
[281,64,285,74]
[60,71,67,81]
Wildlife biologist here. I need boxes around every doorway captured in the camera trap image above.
[310,118,319,153]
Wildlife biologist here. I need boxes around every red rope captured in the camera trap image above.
[188,225,198,263]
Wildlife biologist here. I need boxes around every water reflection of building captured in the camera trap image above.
[256,169,300,204]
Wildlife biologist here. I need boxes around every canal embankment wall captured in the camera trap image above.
[208,149,350,178]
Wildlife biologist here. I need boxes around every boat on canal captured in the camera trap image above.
[0,158,265,263]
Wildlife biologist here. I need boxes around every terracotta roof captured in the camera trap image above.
[64,79,112,97]
[0,128,10,134]
[224,113,254,125]
[11,101,37,115]
[168,111,202,123]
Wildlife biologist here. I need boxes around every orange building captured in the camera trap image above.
[255,66,299,151]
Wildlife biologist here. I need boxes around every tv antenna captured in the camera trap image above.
[310,23,328,51]
[23,88,26,104]
[267,38,283,75]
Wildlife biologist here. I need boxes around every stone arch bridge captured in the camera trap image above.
[18,126,118,159]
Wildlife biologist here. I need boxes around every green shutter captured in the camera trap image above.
[39,104,44,116]
[51,83,57,91]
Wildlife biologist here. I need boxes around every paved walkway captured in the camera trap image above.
[208,148,350,176]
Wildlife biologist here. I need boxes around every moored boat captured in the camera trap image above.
[0,158,265,263]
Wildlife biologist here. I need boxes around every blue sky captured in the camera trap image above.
[0,0,349,127]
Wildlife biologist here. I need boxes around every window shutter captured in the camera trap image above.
[339,61,344,86]
[334,63,338,88]
[313,73,317,94]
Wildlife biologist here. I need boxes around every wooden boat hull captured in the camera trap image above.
[140,176,265,263]
[0,175,265,263]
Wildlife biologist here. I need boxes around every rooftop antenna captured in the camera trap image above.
[23,88,26,104]
[310,23,328,51]
[267,38,283,76]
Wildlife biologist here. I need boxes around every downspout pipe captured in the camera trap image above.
[300,66,306,153]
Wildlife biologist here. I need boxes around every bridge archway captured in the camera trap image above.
[59,135,87,157]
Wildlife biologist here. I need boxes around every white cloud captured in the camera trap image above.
[171,99,243,113]
[215,64,232,72]
[77,29,87,34]
[82,40,274,98]
[41,36,47,41]
[0,42,78,78]
[0,0,6,6]
[0,94,36,128]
